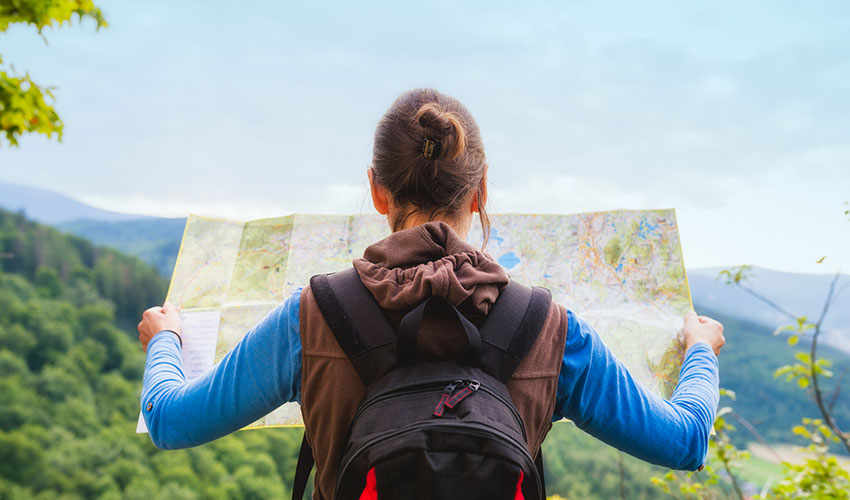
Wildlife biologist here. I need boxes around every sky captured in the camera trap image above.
[1,0,848,274]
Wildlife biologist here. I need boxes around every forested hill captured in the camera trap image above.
[0,209,166,327]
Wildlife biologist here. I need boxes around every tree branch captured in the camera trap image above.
[832,279,850,304]
[828,366,849,413]
[810,273,850,454]
[721,456,745,500]
[734,283,798,322]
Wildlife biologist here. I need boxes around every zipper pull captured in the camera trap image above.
[444,380,463,393]
[434,380,463,417]
[445,380,480,409]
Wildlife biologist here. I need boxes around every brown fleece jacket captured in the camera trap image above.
[299,221,567,499]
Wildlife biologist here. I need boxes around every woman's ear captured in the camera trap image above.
[368,167,390,215]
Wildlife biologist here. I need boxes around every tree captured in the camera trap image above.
[0,0,106,147]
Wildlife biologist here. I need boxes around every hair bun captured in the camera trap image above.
[414,103,466,160]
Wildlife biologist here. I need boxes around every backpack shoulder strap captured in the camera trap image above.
[479,281,553,383]
[291,435,316,500]
[309,268,397,385]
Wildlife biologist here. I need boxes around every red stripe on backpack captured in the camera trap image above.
[514,470,524,500]
[359,468,378,500]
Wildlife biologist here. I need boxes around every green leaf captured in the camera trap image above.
[773,324,793,336]
[797,377,810,389]
[792,425,810,437]
[718,388,737,400]
[787,335,799,346]
[717,265,752,285]
[0,1,108,147]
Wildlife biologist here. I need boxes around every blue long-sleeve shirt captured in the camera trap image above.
[141,288,718,470]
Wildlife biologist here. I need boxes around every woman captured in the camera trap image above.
[138,88,724,499]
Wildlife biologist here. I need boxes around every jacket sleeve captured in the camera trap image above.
[552,310,719,471]
[140,288,303,449]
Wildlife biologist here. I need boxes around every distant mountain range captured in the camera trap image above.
[3,180,847,351]
[0,181,185,276]
[0,181,153,224]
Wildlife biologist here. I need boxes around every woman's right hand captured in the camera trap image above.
[138,303,183,352]
[683,311,725,356]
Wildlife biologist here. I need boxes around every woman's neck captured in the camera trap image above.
[395,211,472,240]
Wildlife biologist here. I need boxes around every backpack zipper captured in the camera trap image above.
[335,420,542,500]
[352,379,527,440]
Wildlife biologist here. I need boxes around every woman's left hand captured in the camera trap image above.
[138,303,182,352]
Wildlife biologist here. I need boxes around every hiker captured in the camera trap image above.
[138,88,723,499]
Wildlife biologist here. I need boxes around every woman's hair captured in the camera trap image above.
[371,88,490,247]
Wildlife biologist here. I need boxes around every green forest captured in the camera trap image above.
[1,207,848,499]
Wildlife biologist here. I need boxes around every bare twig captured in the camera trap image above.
[832,279,850,304]
[729,413,786,463]
[828,366,849,413]
[723,458,745,500]
[734,283,798,322]
[810,273,850,454]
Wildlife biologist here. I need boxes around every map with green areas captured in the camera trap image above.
[155,209,691,429]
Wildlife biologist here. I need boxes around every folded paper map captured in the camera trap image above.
[138,210,691,432]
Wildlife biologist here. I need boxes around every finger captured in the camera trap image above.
[684,310,698,325]
[697,315,711,324]
[163,302,182,316]
[698,316,722,329]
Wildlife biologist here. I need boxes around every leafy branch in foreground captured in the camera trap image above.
[756,419,850,499]
[0,0,106,147]
[720,265,850,455]
[0,0,105,34]
[0,61,62,146]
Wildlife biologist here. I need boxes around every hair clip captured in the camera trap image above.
[422,139,439,159]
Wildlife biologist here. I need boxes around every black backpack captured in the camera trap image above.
[292,268,552,500]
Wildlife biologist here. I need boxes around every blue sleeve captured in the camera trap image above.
[141,288,303,449]
[552,311,719,471]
